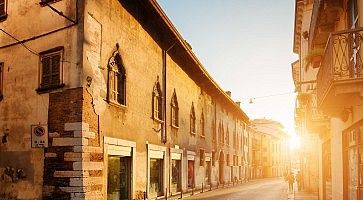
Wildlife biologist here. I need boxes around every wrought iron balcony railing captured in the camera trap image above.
[317,27,363,106]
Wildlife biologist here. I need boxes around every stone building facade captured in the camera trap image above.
[0,0,251,199]
[293,0,363,199]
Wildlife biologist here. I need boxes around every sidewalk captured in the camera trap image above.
[287,183,318,200]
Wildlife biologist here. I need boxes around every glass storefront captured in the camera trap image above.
[188,160,195,188]
[149,158,163,198]
[171,159,181,193]
[107,156,131,200]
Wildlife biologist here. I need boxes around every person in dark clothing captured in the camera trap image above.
[287,172,295,192]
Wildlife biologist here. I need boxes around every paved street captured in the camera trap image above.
[185,178,288,200]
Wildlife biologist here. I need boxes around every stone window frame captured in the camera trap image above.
[107,46,126,107]
[170,89,179,128]
[0,62,3,101]
[0,0,7,21]
[36,46,65,93]
[190,102,196,135]
[200,111,205,138]
[152,78,163,122]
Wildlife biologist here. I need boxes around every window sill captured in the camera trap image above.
[0,14,8,22]
[153,117,164,124]
[36,83,65,94]
[190,132,196,136]
[200,135,205,139]
[171,124,179,129]
[108,100,126,109]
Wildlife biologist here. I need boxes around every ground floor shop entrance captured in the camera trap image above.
[343,120,363,200]
[107,156,132,200]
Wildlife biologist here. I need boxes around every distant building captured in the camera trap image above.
[251,119,290,178]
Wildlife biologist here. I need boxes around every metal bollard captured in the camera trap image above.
[210,183,212,191]
[180,190,183,198]
[192,184,194,195]
[165,188,168,200]
[202,182,204,193]
[143,191,146,200]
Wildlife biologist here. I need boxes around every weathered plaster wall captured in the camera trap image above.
[0,0,82,199]
[83,0,249,197]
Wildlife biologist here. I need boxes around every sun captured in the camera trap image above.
[289,134,301,150]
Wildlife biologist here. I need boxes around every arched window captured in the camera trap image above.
[152,79,162,121]
[170,90,179,127]
[107,45,126,105]
[190,102,196,134]
[226,128,230,145]
[200,111,205,137]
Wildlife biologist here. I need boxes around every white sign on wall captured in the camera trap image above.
[31,125,48,148]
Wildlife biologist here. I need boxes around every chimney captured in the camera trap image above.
[226,91,231,97]
[235,101,241,107]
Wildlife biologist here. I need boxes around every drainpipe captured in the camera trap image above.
[161,41,177,144]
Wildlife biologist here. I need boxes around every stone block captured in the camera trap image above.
[45,152,57,158]
[69,177,103,186]
[74,146,102,153]
[59,187,88,193]
[53,138,88,146]
[73,162,103,171]
[49,132,60,138]
[64,152,90,162]
[74,131,96,139]
[54,171,89,177]
[65,122,90,131]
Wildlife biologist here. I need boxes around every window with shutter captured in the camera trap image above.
[37,47,64,92]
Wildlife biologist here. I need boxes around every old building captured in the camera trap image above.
[0,0,252,199]
[292,0,363,199]
[251,119,290,178]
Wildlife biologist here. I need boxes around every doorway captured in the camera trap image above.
[219,151,224,184]
[107,156,132,200]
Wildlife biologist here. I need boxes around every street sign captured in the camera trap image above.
[31,125,48,148]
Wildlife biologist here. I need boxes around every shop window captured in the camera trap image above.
[171,159,181,193]
[0,0,7,20]
[107,48,126,106]
[190,102,196,134]
[187,160,195,188]
[149,158,164,197]
[152,79,162,121]
[170,90,179,127]
[212,151,216,166]
[200,149,205,166]
[107,156,131,200]
[37,47,64,93]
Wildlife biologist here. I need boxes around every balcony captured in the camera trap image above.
[306,93,329,134]
[317,28,363,117]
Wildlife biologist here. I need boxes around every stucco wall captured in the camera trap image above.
[0,0,82,199]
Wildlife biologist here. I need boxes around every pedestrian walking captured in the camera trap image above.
[296,171,302,191]
[287,172,295,192]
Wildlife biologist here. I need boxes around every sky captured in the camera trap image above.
[158,0,298,134]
